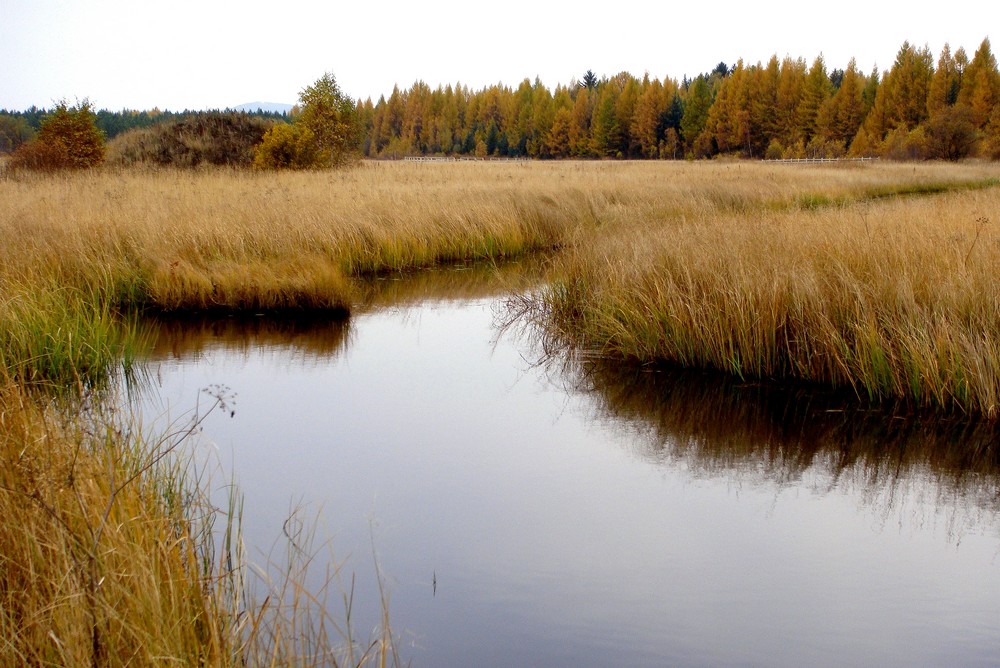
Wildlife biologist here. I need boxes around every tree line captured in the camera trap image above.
[2,38,997,164]
[356,38,999,161]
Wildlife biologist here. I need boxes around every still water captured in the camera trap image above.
[137,266,1000,667]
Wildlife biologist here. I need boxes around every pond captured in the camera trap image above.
[134,263,1000,667]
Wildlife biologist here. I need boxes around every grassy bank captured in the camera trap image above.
[0,370,236,663]
[527,165,1000,418]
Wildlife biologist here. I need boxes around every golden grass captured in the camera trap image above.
[3,160,995,314]
[530,164,1000,417]
[0,374,234,664]
[0,374,399,666]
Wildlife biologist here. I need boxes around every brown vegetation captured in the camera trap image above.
[107,112,274,168]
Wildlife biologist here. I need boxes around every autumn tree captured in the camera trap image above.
[926,44,977,160]
[255,72,360,168]
[10,99,105,171]
[797,55,832,145]
[815,58,866,152]
[958,38,1000,129]
[928,44,963,115]
[632,78,668,158]
[853,42,933,157]
[297,72,361,166]
[774,57,806,149]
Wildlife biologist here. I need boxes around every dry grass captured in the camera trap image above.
[0,374,399,666]
[0,375,233,664]
[3,160,995,315]
[528,163,1000,417]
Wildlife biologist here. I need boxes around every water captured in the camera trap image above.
[135,266,1000,667]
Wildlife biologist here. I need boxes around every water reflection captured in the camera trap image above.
[137,269,1000,667]
[143,314,352,362]
[355,256,548,309]
[141,258,548,365]
[555,355,1000,534]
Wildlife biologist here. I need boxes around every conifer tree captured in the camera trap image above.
[959,38,1000,128]
[797,55,832,143]
[680,75,713,152]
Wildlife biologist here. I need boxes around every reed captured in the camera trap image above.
[3,161,996,316]
[0,374,232,664]
[0,372,399,666]
[533,179,1000,417]
[0,280,148,387]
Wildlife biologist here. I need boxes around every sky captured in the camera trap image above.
[0,0,993,111]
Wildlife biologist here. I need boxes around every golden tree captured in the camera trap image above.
[10,99,105,171]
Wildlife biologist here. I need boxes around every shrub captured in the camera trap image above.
[252,123,322,169]
[9,100,105,172]
[881,125,931,160]
[927,105,979,160]
[106,112,273,168]
[765,139,784,160]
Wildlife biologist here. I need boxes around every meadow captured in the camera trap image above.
[1,158,1000,663]
[4,159,999,407]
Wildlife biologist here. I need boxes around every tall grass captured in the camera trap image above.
[0,372,399,666]
[532,178,1000,417]
[0,281,148,387]
[4,160,996,315]
[0,374,231,664]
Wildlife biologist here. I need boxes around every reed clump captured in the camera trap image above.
[536,181,1000,418]
[0,369,400,666]
[0,373,235,664]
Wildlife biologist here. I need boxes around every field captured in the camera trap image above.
[2,159,1000,663]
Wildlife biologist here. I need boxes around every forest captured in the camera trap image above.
[1,38,998,162]
[355,39,1000,161]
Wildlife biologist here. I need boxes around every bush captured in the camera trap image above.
[252,123,323,169]
[9,100,104,172]
[765,139,784,160]
[880,125,931,160]
[106,112,273,168]
[927,105,979,161]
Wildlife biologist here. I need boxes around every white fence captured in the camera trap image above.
[761,157,880,164]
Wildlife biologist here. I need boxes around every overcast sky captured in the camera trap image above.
[0,0,992,111]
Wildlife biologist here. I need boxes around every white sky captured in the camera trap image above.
[0,0,993,111]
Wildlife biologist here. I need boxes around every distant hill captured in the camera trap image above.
[233,102,293,114]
